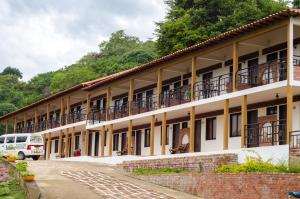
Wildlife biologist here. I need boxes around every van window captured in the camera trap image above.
[0,137,4,144]
[6,137,15,143]
[30,135,43,143]
[16,136,27,143]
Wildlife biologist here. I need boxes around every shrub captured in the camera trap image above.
[215,156,288,173]
[288,161,300,173]
[16,161,27,172]
[20,171,34,177]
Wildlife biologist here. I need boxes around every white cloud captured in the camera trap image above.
[0,0,167,80]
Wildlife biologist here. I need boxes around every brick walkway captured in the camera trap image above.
[61,170,174,199]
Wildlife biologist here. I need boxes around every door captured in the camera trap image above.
[121,133,127,151]
[172,123,180,148]
[195,120,201,152]
[279,50,287,81]
[135,130,142,155]
[94,132,99,156]
[173,81,181,101]
[279,105,287,145]
[88,132,93,156]
[68,137,72,157]
[248,58,259,87]
[247,110,258,147]
[146,90,153,109]
[202,72,213,98]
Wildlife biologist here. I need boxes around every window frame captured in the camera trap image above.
[16,136,27,143]
[144,128,150,147]
[6,136,15,144]
[206,117,216,140]
[230,113,241,137]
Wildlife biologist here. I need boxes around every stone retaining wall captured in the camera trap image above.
[119,153,238,172]
[134,173,300,199]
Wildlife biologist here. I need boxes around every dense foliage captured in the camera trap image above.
[215,156,300,173]
[155,0,288,55]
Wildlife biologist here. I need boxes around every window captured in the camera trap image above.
[0,137,4,144]
[173,81,181,89]
[75,135,80,150]
[266,52,278,63]
[144,128,150,147]
[160,125,169,145]
[16,136,27,143]
[206,117,216,140]
[54,140,59,153]
[182,122,188,129]
[230,113,241,137]
[113,134,119,151]
[267,106,277,115]
[6,136,15,143]
[183,79,189,86]
[30,135,43,143]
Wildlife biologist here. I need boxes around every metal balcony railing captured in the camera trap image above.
[194,73,231,100]
[67,112,86,124]
[88,108,107,124]
[245,120,286,148]
[160,85,191,108]
[132,96,158,115]
[236,60,287,90]
[290,131,300,149]
[109,104,129,120]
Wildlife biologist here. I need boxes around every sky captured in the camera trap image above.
[0,0,167,81]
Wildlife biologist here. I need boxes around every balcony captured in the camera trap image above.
[160,85,191,108]
[47,119,60,129]
[245,120,286,148]
[109,104,129,120]
[132,95,157,115]
[194,73,231,100]
[87,108,106,124]
[236,60,287,91]
[66,112,86,124]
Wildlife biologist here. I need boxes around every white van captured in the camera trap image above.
[0,133,44,160]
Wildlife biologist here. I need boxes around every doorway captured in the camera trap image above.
[94,132,99,156]
[247,110,258,147]
[248,58,259,87]
[121,133,127,152]
[135,130,142,155]
[279,105,287,145]
[172,123,180,148]
[88,132,93,156]
[195,120,201,152]
[202,72,213,98]
[68,137,72,157]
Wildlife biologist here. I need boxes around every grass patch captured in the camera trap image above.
[133,168,192,175]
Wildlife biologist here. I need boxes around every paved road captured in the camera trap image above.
[28,161,199,199]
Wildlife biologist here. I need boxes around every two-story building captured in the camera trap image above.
[1,9,300,160]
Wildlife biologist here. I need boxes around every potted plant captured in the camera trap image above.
[16,161,28,172]
[7,154,17,162]
[21,171,35,182]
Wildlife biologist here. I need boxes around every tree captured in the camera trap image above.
[1,66,23,79]
[0,103,17,116]
[155,0,288,56]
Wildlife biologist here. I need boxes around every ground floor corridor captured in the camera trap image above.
[28,160,198,199]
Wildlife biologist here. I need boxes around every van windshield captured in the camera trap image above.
[30,135,43,144]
